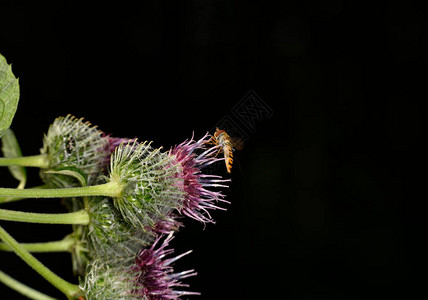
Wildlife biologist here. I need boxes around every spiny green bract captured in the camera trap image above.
[40,115,110,187]
[86,197,153,263]
[107,141,184,231]
[82,259,140,300]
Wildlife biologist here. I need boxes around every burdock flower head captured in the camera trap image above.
[168,134,230,224]
[40,115,110,187]
[82,233,198,300]
[106,141,183,231]
[98,133,230,233]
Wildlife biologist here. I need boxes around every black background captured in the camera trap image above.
[0,1,426,299]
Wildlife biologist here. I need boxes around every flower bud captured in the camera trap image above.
[40,115,110,187]
[86,197,153,262]
[82,258,140,300]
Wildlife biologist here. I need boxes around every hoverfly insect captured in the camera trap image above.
[207,128,243,173]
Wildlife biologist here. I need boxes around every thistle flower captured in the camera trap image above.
[169,134,230,224]
[133,233,199,299]
[82,233,198,300]
[40,115,110,187]
[107,141,183,231]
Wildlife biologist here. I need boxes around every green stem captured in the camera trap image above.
[0,185,49,204]
[0,269,57,300]
[0,209,90,225]
[0,225,82,298]
[0,180,122,199]
[0,154,49,168]
[0,235,75,252]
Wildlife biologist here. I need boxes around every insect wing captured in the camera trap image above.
[230,136,244,151]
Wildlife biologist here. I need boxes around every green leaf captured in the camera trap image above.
[44,167,88,187]
[1,128,26,189]
[0,54,20,138]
